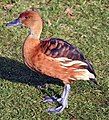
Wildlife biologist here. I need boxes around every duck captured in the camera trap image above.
[6,9,97,113]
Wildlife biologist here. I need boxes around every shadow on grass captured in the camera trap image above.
[0,57,64,96]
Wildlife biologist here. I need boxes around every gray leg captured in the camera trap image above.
[47,84,71,113]
[43,86,67,103]
[43,95,58,103]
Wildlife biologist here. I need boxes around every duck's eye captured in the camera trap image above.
[25,16,28,19]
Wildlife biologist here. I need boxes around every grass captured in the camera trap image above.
[0,0,109,119]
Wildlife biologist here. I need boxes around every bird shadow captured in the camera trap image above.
[0,57,64,97]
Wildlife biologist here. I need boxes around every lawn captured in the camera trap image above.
[0,0,109,120]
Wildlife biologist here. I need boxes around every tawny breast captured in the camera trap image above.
[23,38,73,84]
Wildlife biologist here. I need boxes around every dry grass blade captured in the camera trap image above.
[65,7,75,19]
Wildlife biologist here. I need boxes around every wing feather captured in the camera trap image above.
[40,38,96,78]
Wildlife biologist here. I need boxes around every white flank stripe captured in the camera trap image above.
[55,57,72,62]
[61,61,87,67]
[56,57,95,81]
[55,57,87,67]
[89,72,95,79]
[73,69,95,80]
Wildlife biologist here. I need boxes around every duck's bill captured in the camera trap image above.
[6,18,21,27]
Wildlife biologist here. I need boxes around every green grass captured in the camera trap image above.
[0,0,109,119]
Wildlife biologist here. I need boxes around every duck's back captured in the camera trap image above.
[40,38,96,77]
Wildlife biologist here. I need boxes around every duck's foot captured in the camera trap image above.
[43,96,61,103]
[43,96,68,108]
[44,84,70,113]
[47,99,68,113]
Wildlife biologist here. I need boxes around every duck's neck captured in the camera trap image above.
[30,22,43,40]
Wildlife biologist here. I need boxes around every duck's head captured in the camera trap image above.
[6,10,43,38]
[7,10,43,28]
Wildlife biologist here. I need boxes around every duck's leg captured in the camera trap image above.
[43,95,58,103]
[46,84,71,113]
[43,87,67,103]
[43,84,70,103]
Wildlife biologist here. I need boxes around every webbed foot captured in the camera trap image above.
[44,84,70,113]
[47,99,68,113]
[43,96,58,103]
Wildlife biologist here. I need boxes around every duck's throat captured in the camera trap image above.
[30,30,40,39]
[30,24,42,39]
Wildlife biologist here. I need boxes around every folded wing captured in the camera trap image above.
[40,38,96,83]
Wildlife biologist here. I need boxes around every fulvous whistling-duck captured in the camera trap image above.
[6,9,97,113]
